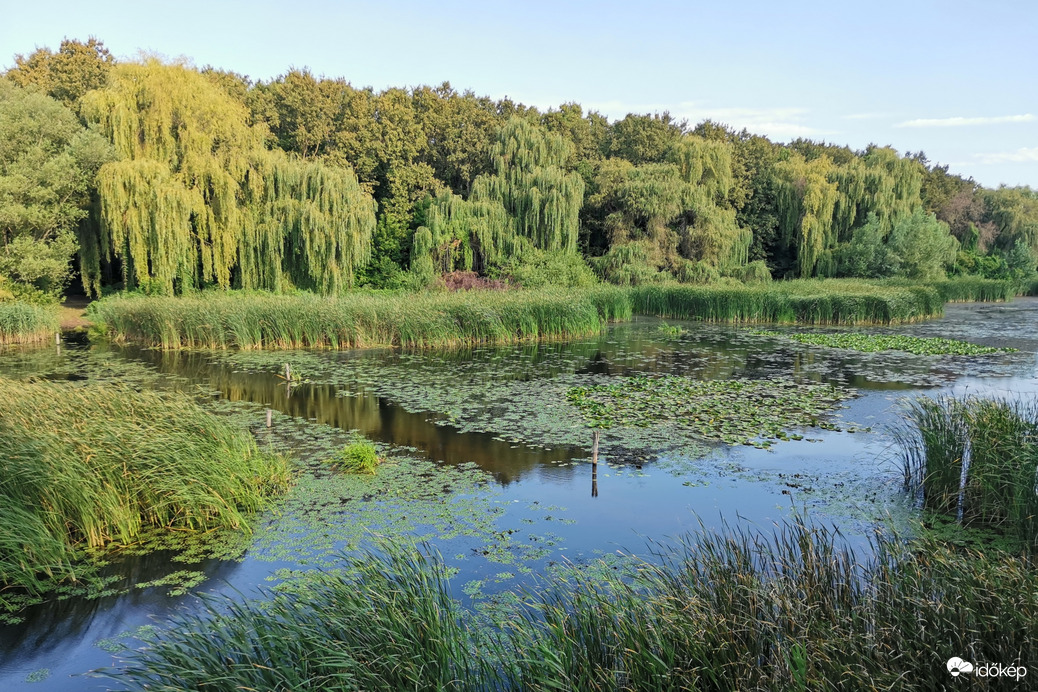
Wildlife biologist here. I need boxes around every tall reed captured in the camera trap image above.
[631,280,943,325]
[0,379,289,594]
[0,302,59,345]
[898,395,1038,548]
[929,277,1016,303]
[109,521,1037,691]
[89,280,951,351]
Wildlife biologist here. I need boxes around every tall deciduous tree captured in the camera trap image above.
[0,81,112,300]
[79,59,374,295]
[6,37,113,108]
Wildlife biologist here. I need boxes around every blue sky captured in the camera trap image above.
[4,0,1035,188]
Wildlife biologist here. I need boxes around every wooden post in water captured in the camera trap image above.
[283,363,291,381]
[591,430,599,498]
[55,332,60,345]
[266,408,273,428]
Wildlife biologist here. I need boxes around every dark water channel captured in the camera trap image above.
[2,300,1037,690]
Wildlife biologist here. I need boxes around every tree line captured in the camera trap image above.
[1,38,1035,302]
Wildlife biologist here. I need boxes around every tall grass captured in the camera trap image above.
[898,395,1038,548]
[88,287,632,350]
[90,280,953,350]
[631,279,944,325]
[110,520,1037,691]
[928,277,1016,302]
[0,379,289,594]
[0,302,59,345]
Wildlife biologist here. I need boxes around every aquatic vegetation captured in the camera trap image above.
[898,395,1038,549]
[329,434,382,474]
[630,279,944,326]
[656,321,685,337]
[0,302,59,345]
[567,375,852,447]
[109,519,1038,691]
[930,276,1016,302]
[0,379,290,596]
[757,330,1016,356]
[87,286,632,350]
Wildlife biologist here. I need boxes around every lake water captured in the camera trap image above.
[2,300,1036,690]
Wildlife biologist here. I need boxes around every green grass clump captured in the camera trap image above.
[110,521,1038,691]
[898,395,1038,549]
[88,287,632,350]
[758,330,1016,356]
[330,435,382,474]
[566,375,852,447]
[631,279,944,326]
[0,302,59,345]
[929,277,1015,302]
[0,379,290,594]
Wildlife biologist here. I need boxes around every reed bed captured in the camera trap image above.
[929,277,1016,303]
[898,395,1038,548]
[631,280,944,325]
[89,280,956,351]
[0,379,289,594]
[110,520,1037,691]
[0,302,59,345]
[88,287,632,350]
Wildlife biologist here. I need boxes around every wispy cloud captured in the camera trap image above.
[972,147,1038,164]
[584,100,830,141]
[894,114,1035,128]
[843,112,890,121]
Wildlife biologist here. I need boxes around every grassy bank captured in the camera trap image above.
[88,287,632,350]
[89,279,956,350]
[898,395,1038,549]
[0,379,289,594]
[0,302,59,345]
[631,279,944,325]
[110,520,1036,691]
[930,277,1016,303]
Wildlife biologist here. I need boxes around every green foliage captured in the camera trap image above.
[0,379,290,595]
[87,287,633,350]
[775,154,839,277]
[674,259,720,284]
[631,280,943,325]
[500,249,598,289]
[898,395,1038,549]
[760,330,1015,355]
[109,521,1038,691]
[6,38,114,108]
[566,375,850,447]
[833,212,898,278]
[0,81,112,300]
[79,59,375,296]
[735,259,772,283]
[590,241,668,285]
[0,302,59,344]
[886,208,958,280]
[331,435,382,474]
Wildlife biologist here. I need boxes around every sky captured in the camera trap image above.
[3,0,1036,188]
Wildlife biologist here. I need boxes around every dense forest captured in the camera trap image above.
[2,38,1036,303]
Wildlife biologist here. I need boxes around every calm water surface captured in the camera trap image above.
[1,300,1036,690]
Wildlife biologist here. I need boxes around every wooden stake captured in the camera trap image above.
[591,429,600,498]
[283,363,291,381]
[266,408,273,428]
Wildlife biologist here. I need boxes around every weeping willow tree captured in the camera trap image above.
[668,137,750,269]
[827,147,924,243]
[78,59,374,295]
[775,155,839,277]
[411,190,520,282]
[470,117,584,253]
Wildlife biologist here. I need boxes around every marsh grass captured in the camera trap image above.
[0,379,290,594]
[110,521,1038,691]
[90,280,953,351]
[88,287,632,350]
[928,277,1015,303]
[898,395,1038,548]
[630,280,944,326]
[330,435,382,474]
[0,303,59,345]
